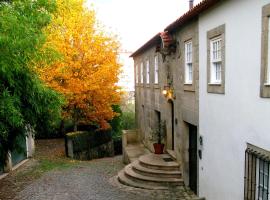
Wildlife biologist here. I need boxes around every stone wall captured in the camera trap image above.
[133,20,199,187]
[66,131,114,161]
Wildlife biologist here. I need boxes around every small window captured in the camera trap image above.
[207,24,225,94]
[140,62,143,84]
[244,144,270,200]
[135,65,139,84]
[267,17,270,84]
[260,4,270,97]
[146,59,150,84]
[210,37,222,84]
[154,56,159,84]
[185,41,193,84]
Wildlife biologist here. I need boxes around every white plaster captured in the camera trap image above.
[199,1,270,199]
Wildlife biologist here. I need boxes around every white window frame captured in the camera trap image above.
[135,65,139,84]
[184,41,193,84]
[140,62,143,84]
[267,17,270,85]
[146,59,150,84]
[210,37,222,84]
[154,55,159,84]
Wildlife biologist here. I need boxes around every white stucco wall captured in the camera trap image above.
[199,1,270,199]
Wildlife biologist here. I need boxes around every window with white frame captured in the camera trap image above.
[267,17,270,84]
[154,56,159,84]
[140,62,143,83]
[185,41,193,84]
[146,59,150,84]
[260,4,270,97]
[135,65,139,84]
[210,37,222,84]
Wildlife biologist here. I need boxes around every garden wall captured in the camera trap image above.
[66,130,114,160]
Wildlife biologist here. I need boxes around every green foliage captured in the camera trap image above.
[121,111,135,130]
[110,105,122,140]
[152,120,166,144]
[0,0,63,166]
[120,102,135,131]
[66,130,112,153]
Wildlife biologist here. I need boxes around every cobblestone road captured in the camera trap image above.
[15,156,198,200]
[0,139,199,200]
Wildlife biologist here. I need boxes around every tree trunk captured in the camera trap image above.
[74,122,78,132]
[59,120,65,135]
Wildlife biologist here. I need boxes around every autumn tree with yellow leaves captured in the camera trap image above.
[38,0,121,130]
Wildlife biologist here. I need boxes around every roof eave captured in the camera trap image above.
[130,0,222,58]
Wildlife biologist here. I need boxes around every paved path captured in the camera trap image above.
[15,156,197,200]
[0,139,198,200]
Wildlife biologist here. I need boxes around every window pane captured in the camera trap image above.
[136,65,138,83]
[185,41,193,84]
[154,56,158,84]
[146,60,149,84]
[140,63,143,83]
[213,62,221,82]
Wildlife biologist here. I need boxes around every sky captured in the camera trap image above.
[86,0,203,52]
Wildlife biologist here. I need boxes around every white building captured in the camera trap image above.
[199,0,270,199]
[131,0,270,199]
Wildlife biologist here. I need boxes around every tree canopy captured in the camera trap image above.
[38,0,122,130]
[0,0,63,165]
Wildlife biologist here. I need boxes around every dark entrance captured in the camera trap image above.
[168,100,174,150]
[0,163,3,175]
[154,110,161,132]
[189,124,198,194]
[11,134,27,166]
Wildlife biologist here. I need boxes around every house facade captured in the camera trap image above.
[131,0,270,199]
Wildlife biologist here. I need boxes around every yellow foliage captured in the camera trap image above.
[37,0,122,129]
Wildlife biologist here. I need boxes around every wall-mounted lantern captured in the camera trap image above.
[162,85,175,99]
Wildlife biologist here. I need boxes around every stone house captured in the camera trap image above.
[131,0,270,199]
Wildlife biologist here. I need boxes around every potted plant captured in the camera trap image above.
[152,121,166,154]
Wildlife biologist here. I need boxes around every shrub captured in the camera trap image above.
[0,0,63,166]
[121,111,135,130]
[65,129,113,160]
[110,105,122,140]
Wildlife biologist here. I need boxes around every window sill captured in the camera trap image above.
[154,84,160,89]
[208,82,222,86]
[184,82,193,85]
[264,83,270,86]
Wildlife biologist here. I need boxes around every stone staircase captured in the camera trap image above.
[118,153,184,190]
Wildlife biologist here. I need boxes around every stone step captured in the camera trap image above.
[139,153,180,171]
[132,160,182,178]
[124,164,184,187]
[117,169,169,190]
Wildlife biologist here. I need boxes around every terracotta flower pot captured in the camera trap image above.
[153,143,164,154]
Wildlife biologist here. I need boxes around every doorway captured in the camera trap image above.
[168,100,174,150]
[189,124,198,194]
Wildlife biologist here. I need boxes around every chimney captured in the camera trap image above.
[189,0,194,10]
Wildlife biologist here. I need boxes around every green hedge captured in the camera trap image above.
[66,130,112,153]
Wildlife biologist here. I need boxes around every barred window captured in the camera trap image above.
[244,144,270,200]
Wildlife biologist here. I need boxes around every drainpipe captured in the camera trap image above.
[189,0,194,10]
